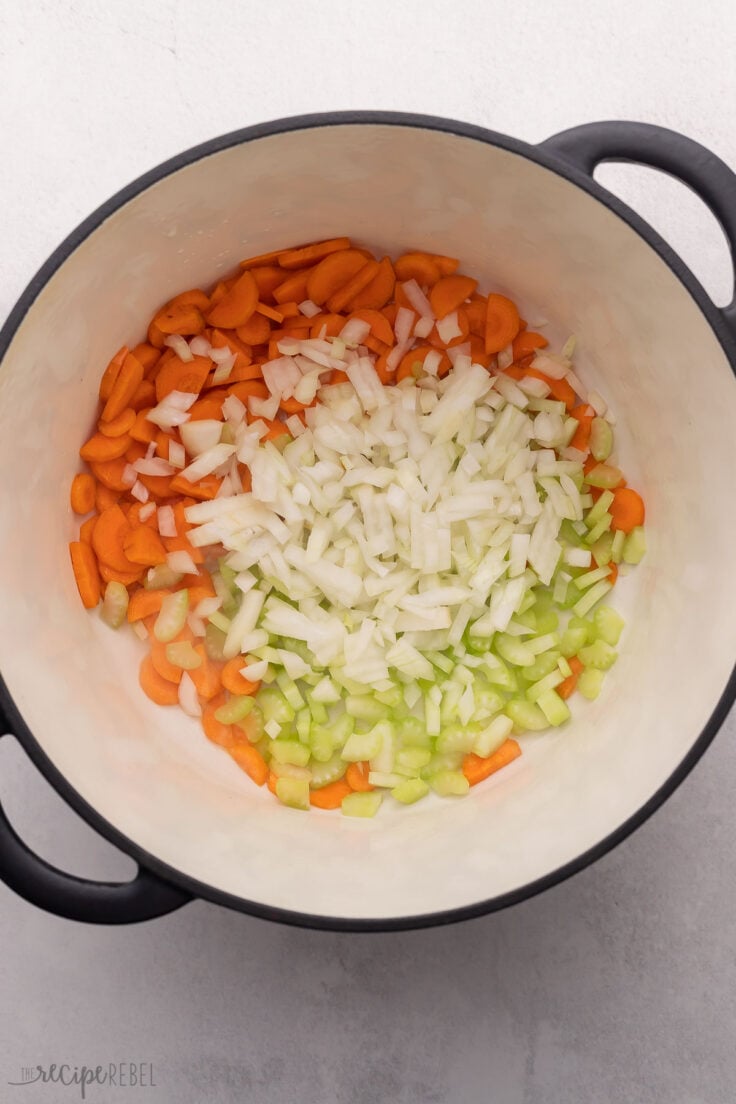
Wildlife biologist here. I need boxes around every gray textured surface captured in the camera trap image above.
[1,2,735,1101]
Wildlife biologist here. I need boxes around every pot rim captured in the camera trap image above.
[1,109,735,932]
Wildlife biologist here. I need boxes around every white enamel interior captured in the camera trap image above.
[1,123,735,922]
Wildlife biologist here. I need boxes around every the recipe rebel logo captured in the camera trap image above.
[7,1062,157,1098]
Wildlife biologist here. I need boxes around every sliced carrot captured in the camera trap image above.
[363,335,390,357]
[136,472,173,498]
[188,645,223,701]
[225,380,269,404]
[79,432,131,463]
[428,307,470,350]
[154,430,177,460]
[127,502,158,529]
[79,515,98,545]
[280,395,314,415]
[250,265,285,301]
[154,354,211,403]
[130,379,157,412]
[150,628,193,684]
[130,409,158,444]
[221,657,261,696]
[98,407,136,439]
[239,247,287,270]
[329,369,350,385]
[89,457,132,492]
[558,656,585,700]
[306,249,369,306]
[188,396,225,421]
[326,260,380,314]
[429,274,478,319]
[98,346,128,402]
[466,298,488,337]
[91,504,138,573]
[462,740,522,786]
[310,779,352,809]
[569,404,595,452]
[430,254,460,276]
[396,345,451,382]
[100,351,145,423]
[94,483,120,512]
[525,368,577,411]
[345,761,374,792]
[131,343,162,372]
[200,694,237,746]
[169,473,221,500]
[276,301,301,320]
[147,320,166,349]
[123,526,168,567]
[610,487,645,533]
[163,534,204,564]
[70,472,96,515]
[127,587,172,622]
[139,654,180,706]
[261,419,291,443]
[166,288,210,311]
[206,270,258,328]
[485,294,521,355]
[230,743,269,786]
[69,541,102,608]
[468,333,492,368]
[348,256,395,310]
[278,237,352,270]
[512,330,548,360]
[153,302,205,335]
[99,562,144,586]
[394,252,441,286]
[272,269,311,305]
[236,313,272,345]
[254,301,284,324]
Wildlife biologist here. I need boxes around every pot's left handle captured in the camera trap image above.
[0,717,191,924]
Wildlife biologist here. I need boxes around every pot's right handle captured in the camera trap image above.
[0,714,191,924]
[540,120,736,338]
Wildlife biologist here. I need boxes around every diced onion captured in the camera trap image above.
[164,335,194,362]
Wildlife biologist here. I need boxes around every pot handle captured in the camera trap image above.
[540,120,736,337]
[0,721,191,924]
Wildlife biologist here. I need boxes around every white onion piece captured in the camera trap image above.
[157,505,177,538]
[447,341,471,366]
[168,441,186,469]
[249,393,280,420]
[210,344,233,364]
[164,335,193,362]
[211,353,236,385]
[179,443,236,483]
[240,659,268,681]
[167,550,199,576]
[588,390,607,416]
[189,335,212,357]
[222,394,246,425]
[130,480,149,503]
[194,596,222,618]
[401,279,433,319]
[180,419,223,457]
[497,343,514,371]
[286,414,307,437]
[339,318,372,345]
[531,352,570,380]
[423,350,443,377]
[132,456,175,476]
[414,316,435,339]
[263,356,302,399]
[436,311,461,345]
[178,672,202,717]
[138,502,156,522]
[298,299,321,318]
[122,464,137,488]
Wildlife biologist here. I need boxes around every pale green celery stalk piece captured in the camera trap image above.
[396,747,432,771]
[553,573,569,605]
[369,770,405,789]
[484,659,518,692]
[100,581,129,629]
[391,778,430,805]
[590,418,613,462]
[578,640,618,670]
[472,684,504,720]
[309,753,347,789]
[623,526,646,564]
[521,651,561,683]
[527,669,565,702]
[436,724,478,755]
[557,656,572,678]
[572,579,613,617]
[214,695,255,724]
[517,591,537,615]
[375,685,404,708]
[560,625,588,658]
[275,777,310,810]
[341,729,384,762]
[574,565,612,591]
[426,650,454,674]
[398,716,431,747]
[421,752,464,777]
[585,490,615,528]
[578,668,605,699]
[270,760,311,780]
[495,634,536,667]
[590,532,615,568]
[270,739,311,766]
[306,695,329,725]
[429,770,470,797]
[534,608,559,634]
[585,513,613,545]
[208,610,231,633]
[610,529,626,564]
[345,695,388,722]
[584,463,623,489]
[153,589,189,642]
[258,687,295,725]
[342,792,382,817]
[144,565,184,590]
[536,689,571,726]
[594,606,625,646]
[424,690,441,737]
[527,632,560,656]
[515,608,538,631]
[295,709,311,743]
[440,682,464,724]
[275,671,305,710]
[165,640,202,670]
[472,714,514,758]
[309,727,335,763]
[506,699,549,731]
[204,622,227,661]
[527,398,566,414]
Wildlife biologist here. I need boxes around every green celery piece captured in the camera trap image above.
[440,682,464,725]
[165,640,201,670]
[506,699,549,732]
[428,771,470,797]
[100,581,129,629]
[214,695,255,724]
[574,565,613,591]
[144,564,184,590]
[594,606,625,646]
[374,685,404,708]
[275,777,310,811]
[472,714,514,758]
[204,622,227,661]
[610,529,626,564]
[585,513,613,545]
[578,668,605,699]
[590,531,615,568]
[527,669,565,701]
[309,727,335,763]
[536,689,571,726]
[341,729,384,762]
[590,417,613,462]
[398,716,431,748]
[208,610,232,633]
[421,752,464,777]
[309,753,347,789]
[345,695,388,723]
[391,778,430,805]
[534,608,560,634]
[578,639,618,670]
[235,704,264,743]
[275,672,305,710]
[153,590,189,643]
[436,724,479,755]
[521,651,561,683]
[495,634,536,667]
[471,682,505,721]
[484,659,519,692]
[573,580,613,617]
[342,792,383,817]
[306,695,328,725]
[270,740,311,767]
[585,490,615,528]
[295,709,311,743]
[623,526,646,564]
[396,746,432,771]
[584,463,624,489]
[257,687,295,725]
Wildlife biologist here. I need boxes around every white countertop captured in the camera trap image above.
[1,2,735,1101]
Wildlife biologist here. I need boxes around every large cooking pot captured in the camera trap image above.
[1,113,735,930]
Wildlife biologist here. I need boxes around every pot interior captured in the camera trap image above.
[1,121,735,922]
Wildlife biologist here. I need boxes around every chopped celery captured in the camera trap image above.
[100,581,128,629]
[309,753,347,789]
[426,650,454,674]
[471,683,504,720]
[527,669,565,701]
[374,685,404,708]
[391,778,430,804]
[396,746,432,771]
[578,668,605,699]
[472,714,514,757]
[295,709,311,743]
[258,687,295,725]
[309,726,335,763]
[623,526,646,564]
[584,463,624,489]
[306,695,329,725]
[398,716,431,747]
[154,589,189,642]
[515,608,538,631]
[341,729,384,762]
[585,490,615,528]
[235,704,264,742]
[421,752,464,776]
[585,513,613,545]
[342,792,382,817]
[204,622,227,661]
[578,639,618,670]
[369,770,405,789]
[572,579,613,617]
[208,610,231,633]
[310,676,341,703]
[495,634,536,667]
[536,689,571,726]
[440,681,464,724]
[534,608,560,634]
[424,689,441,737]
[270,760,311,780]
[165,640,201,670]
[506,699,549,731]
[594,605,625,646]
[275,777,310,811]
[527,631,560,656]
[483,659,519,692]
[436,724,478,755]
[214,695,255,724]
[574,565,612,591]
[144,564,183,590]
[275,671,305,710]
[590,531,614,568]
[590,417,613,462]
[610,529,626,564]
[520,651,561,683]
[557,655,573,678]
[345,695,387,722]
[270,740,311,767]
[428,770,470,797]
